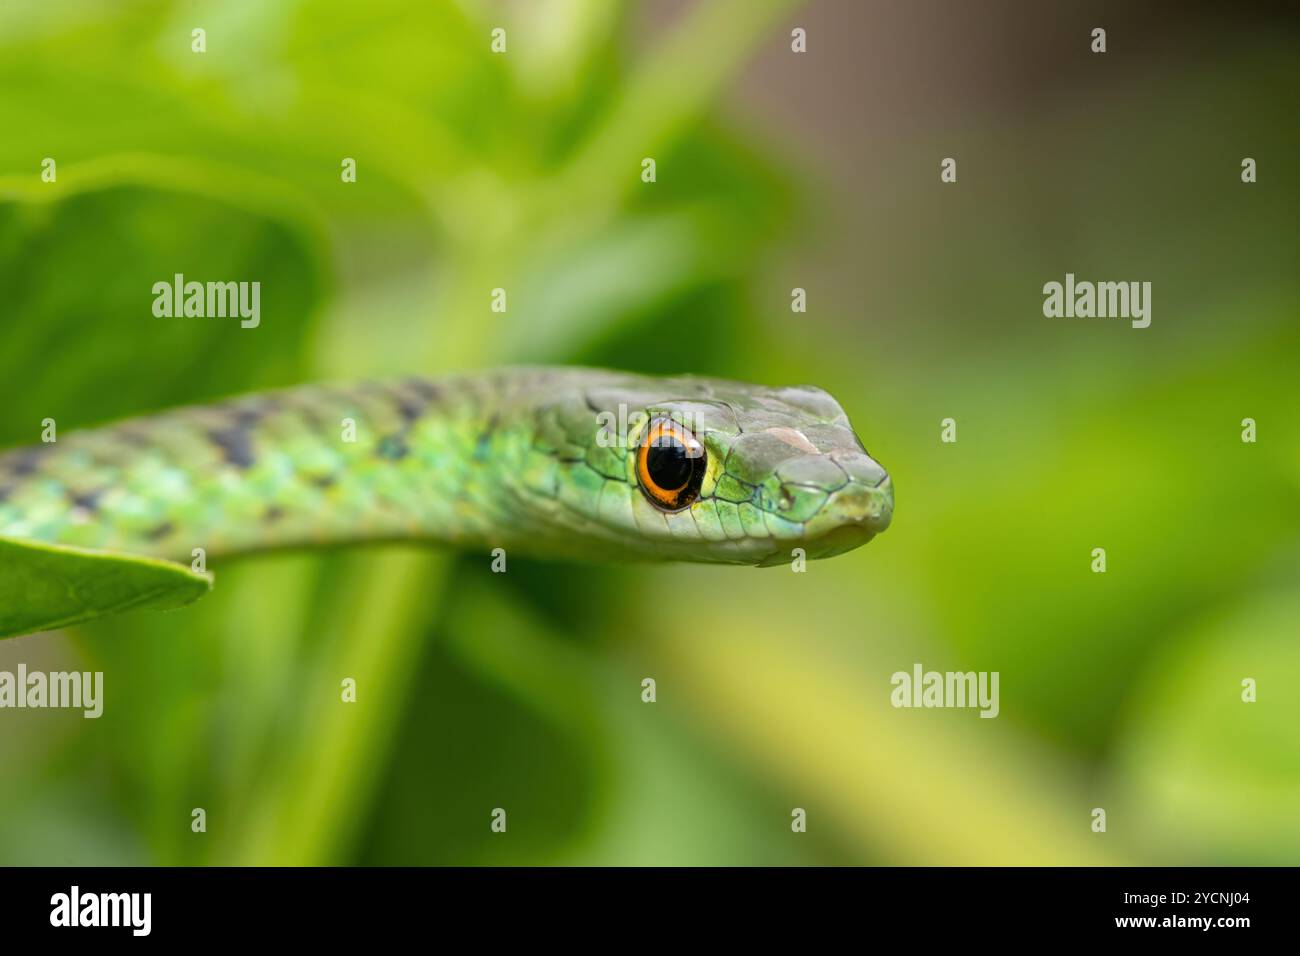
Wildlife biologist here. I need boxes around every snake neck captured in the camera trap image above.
[0,373,563,562]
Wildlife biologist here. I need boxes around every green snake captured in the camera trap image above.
[0,367,893,572]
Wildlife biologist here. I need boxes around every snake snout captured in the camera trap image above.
[797,464,892,559]
[829,473,893,533]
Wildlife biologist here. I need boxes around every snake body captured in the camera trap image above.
[0,367,892,567]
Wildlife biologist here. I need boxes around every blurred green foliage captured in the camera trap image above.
[0,0,1296,865]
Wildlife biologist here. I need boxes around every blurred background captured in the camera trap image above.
[0,0,1297,865]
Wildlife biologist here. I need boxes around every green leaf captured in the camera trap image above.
[0,536,210,639]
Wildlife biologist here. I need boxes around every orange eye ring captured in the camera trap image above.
[637,418,706,511]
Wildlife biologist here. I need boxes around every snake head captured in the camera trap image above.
[532,372,893,566]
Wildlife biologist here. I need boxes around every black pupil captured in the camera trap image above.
[647,438,693,492]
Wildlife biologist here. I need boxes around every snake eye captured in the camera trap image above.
[637,418,705,511]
